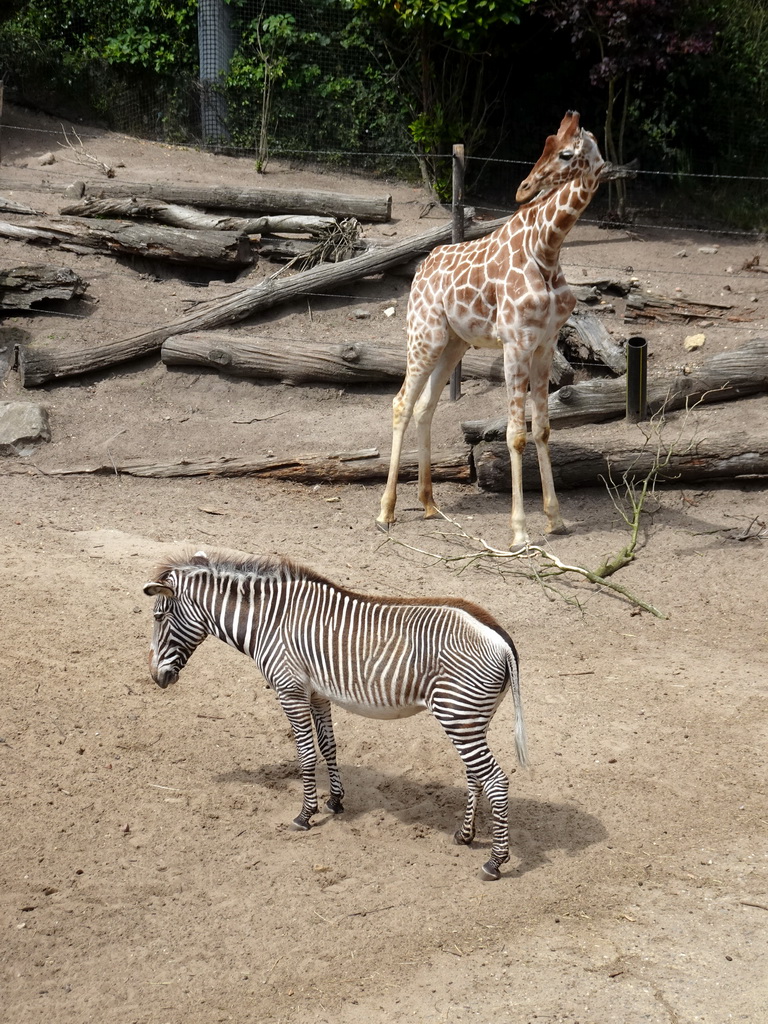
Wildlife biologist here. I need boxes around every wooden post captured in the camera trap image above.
[450,144,466,401]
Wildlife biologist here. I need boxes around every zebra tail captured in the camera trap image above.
[508,648,529,769]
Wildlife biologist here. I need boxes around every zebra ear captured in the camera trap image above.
[143,581,175,598]
[190,550,209,565]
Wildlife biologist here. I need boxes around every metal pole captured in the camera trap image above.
[625,335,648,422]
[449,143,465,401]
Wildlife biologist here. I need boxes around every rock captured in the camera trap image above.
[683,333,706,352]
[0,401,51,454]
[698,246,719,254]
[37,151,56,166]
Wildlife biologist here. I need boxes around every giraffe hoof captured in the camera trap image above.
[375,519,392,534]
[546,522,568,537]
[480,859,502,881]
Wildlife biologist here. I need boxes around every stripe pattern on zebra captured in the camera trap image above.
[143,548,528,880]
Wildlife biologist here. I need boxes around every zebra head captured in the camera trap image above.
[143,556,209,688]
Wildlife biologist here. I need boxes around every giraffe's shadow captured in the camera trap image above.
[216,760,606,878]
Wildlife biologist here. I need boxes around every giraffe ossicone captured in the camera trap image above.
[376,111,605,548]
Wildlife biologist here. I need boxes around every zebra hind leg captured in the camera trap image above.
[479,767,510,881]
[311,695,345,814]
[435,703,511,880]
[453,774,482,847]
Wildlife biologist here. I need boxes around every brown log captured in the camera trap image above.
[0,195,39,216]
[462,338,768,442]
[560,310,625,374]
[624,289,733,322]
[0,217,252,268]
[0,448,471,484]
[472,420,768,492]
[59,197,341,237]
[0,264,87,309]
[160,330,573,387]
[17,215,509,388]
[76,180,393,223]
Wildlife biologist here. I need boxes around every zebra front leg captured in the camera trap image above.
[311,694,345,814]
[282,698,320,831]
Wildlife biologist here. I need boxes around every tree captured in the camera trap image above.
[349,0,535,197]
[541,0,712,217]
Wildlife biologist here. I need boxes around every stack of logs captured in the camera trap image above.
[2,178,767,491]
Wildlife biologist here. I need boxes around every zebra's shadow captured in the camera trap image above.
[217,761,607,878]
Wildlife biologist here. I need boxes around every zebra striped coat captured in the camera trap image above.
[144,550,528,880]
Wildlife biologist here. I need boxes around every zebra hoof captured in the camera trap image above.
[453,829,473,846]
[291,816,312,831]
[480,859,502,881]
[326,798,344,814]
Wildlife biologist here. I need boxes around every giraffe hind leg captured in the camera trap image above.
[377,334,453,530]
[413,335,468,520]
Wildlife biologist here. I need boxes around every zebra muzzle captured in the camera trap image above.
[155,667,179,688]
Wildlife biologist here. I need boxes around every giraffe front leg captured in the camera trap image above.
[506,418,530,549]
[502,350,531,549]
[530,349,566,537]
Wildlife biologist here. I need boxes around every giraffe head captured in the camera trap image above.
[515,111,604,204]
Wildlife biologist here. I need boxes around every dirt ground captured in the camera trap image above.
[1,105,767,1024]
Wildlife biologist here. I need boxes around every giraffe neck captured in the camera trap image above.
[521,172,601,270]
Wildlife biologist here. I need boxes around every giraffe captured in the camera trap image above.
[376,111,605,548]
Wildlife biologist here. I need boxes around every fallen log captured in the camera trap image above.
[0,195,39,216]
[560,310,625,374]
[17,214,510,387]
[0,264,87,309]
[624,289,733,323]
[0,448,471,484]
[59,196,341,237]
[0,217,253,268]
[73,180,393,223]
[161,331,573,387]
[472,421,768,492]
[6,418,766,491]
[462,338,768,441]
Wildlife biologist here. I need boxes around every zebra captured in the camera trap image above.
[143,549,528,880]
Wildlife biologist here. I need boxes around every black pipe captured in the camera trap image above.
[626,335,648,422]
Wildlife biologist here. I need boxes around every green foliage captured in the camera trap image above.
[349,0,532,44]
[0,0,197,130]
[101,1,197,75]
[223,1,412,163]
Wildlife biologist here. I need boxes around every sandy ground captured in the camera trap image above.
[1,104,767,1024]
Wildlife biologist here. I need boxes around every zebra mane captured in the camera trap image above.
[152,548,335,586]
[150,548,514,649]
